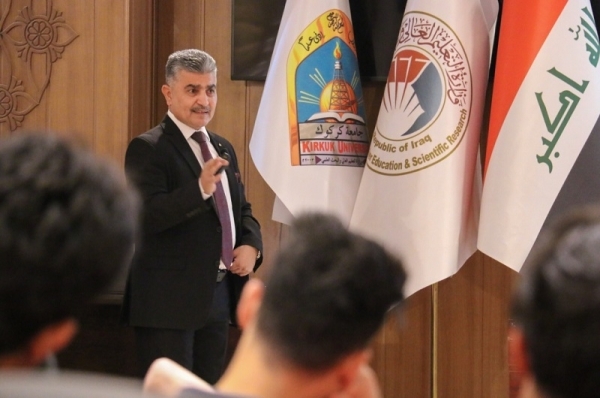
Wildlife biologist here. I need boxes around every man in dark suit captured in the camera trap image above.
[122,49,263,384]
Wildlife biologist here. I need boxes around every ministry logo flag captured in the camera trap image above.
[250,0,369,225]
[350,0,498,296]
[478,0,600,271]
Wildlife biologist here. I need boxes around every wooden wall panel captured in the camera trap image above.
[93,0,129,161]
[46,0,93,144]
[437,254,485,397]
[482,257,518,396]
[0,0,59,137]
[128,0,154,140]
[18,1,53,134]
[151,0,173,123]
[373,287,433,398]
[172,0,204,51]
[436,252,516,398]
[0,1,13,137]
[0,0,151,165]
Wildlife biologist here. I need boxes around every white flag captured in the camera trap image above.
[250,0,369,226]
[478,0,600,271]
[350,0,498,296]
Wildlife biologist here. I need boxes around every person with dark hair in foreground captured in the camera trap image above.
[0,133,140,368]
[0,133,149,397]
[510,205,600,398]
[145,212,407,398]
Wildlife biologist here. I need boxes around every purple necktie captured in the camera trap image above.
[192,131,233,269]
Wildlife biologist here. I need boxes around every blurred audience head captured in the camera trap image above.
[510,205,600,398]
[0,132,140,368]
[253,212,406,370]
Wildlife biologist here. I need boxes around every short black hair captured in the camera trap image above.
[0,133,140,356]
[511,205,600,398]
[256,212,406,370]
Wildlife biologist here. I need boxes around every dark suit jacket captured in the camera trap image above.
[122,115,262,330]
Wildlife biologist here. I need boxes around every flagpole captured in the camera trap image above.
[432,283,438,398]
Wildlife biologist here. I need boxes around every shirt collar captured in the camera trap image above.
[168,110,209,141]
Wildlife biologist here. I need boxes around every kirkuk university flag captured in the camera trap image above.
[478,0,600,271]
[350,0,498,296]
[250,0,369,225]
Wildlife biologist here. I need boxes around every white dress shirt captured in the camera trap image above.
[168,111,236,269]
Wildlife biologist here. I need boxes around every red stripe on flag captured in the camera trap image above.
[484,0,568,175]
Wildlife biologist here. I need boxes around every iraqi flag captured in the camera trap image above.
[250,0,369,225]
[478,0,600,271]
[350,0,499,296]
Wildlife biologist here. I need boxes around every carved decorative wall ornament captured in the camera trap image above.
[0,0,77,130]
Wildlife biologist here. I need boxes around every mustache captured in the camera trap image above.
[192,106,211,113]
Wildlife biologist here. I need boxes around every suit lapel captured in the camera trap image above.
[160,119,240,228]
[161,116,201,177]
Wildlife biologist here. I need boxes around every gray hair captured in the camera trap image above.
[165,49,217,84]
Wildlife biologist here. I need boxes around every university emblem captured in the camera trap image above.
[367,11,472,175]
[287,9,369,167]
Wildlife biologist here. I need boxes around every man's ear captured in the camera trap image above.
[26,319,79,366]
[161,84,172,106]
[508,325,530,376]
[236,279,264,330]
[334,349,373,393]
